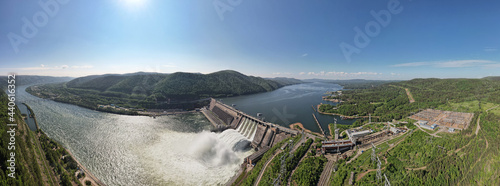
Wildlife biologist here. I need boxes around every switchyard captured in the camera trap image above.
[409,109,474,130]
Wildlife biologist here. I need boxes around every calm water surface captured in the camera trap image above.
[222,82,356,135]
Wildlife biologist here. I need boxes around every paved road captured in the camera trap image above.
[254,149,282,186]
[414,123,442,138]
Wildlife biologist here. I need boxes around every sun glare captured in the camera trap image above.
[120,0,147,10]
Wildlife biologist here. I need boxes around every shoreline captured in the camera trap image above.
[24,102,106,185]
[66,149,106,186]
[328,124,334,139]
[316,104,378,119]
[22,103,40,130]
[289,122,324,137]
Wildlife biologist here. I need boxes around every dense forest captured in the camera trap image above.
[305,79,399,89]
[26,70,302,112]
[0,76,73,87]
[325,77,500,185]
[320,78,500,121]
[0,91,83,185]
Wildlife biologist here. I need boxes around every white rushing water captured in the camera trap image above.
[15,85,254,185]
[140,129,254,185]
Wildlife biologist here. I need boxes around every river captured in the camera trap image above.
[16,85,253,185]
[14,82,351,185]
[221,82,355,136]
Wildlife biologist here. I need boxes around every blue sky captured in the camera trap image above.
[1,0,499,80]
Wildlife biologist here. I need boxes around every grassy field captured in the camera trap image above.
[437,100,497,113]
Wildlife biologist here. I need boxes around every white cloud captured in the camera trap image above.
[302,71,380,77]
[273,72,291,75]
[302,53,308,57]
[71,65,94,69]
[484,47,497,52]
[436,60,494,68]
[391,60,499,68]
[391,62,431,67]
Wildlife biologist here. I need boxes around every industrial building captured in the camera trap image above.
[346,129,371,143]
[417,120,437,130]
[410,109,473,130]
[390,127,403,134]
[245,146,270,165]
[321,140,354,153]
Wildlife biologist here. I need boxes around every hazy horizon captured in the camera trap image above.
[3,69,499,81]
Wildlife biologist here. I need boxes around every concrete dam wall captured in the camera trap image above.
[205,98,297,149]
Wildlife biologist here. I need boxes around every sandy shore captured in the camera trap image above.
[328,124,334,139]
[66,149,106,186]
[289,122,324,137]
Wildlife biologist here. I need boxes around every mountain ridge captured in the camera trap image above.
[26,70,303,112]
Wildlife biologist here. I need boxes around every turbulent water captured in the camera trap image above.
[15,85,253,185]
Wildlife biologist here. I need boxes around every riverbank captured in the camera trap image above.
[66,149,106,186]
[23,103,40,130]
[289,122,323,137]
[26,102,106,185]
[317,104,378,119]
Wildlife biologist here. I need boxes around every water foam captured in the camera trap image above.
[141,129,254,185]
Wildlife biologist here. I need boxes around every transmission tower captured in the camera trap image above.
[376,157,382,181]
[384,174,391,186]
[272,139,294,186]
[334,118,339,140]
[371,143,377,162]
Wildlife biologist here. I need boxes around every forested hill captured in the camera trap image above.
[0,91,84,185]
[483,76,500,81]
[0,75,73,87]
[320,78,500,121]
[27,70,302,111]
[265,77,304,86]
[304,79,399,89]
[64,70,301,100]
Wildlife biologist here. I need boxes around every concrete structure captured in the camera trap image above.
[321,140,354,153]
[416,120,437,130]
[416,120,428,125]
[390,127,402,134]
[346,129,371,143]
[246,146,270,165]
[358,130,390,144]
[206,98,297,150]
[410,109,473,130]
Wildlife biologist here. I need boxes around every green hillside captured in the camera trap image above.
[483,76,500,81]
[27,70,302,113]
[0,76,73,87]
[0,91,85,186]
[320,78,500,121]
[320,78,500,185]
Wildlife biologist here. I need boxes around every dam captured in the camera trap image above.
[202,98,298,152]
